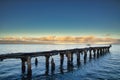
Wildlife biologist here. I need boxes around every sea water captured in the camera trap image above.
[0,44,120,80]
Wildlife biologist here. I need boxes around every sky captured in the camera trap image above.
[0,0,120,44]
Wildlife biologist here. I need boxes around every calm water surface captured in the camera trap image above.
[0,44,120,80]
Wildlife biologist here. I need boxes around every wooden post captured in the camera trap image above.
[66,51,71,71]
[106,48,108,53]
[107,48,109,53]
[100,48,102,56]
[84,50,87,63]
[93,49,96,58]
[97,49,99,58]
[60,53,64,74]
[77,52,80,67]
[102,48,104,54]
[51,58,55,74]
[108,47,110,53]
[27,56,32,77]
[101,48,104,54]
[89,49,92,60]
[105,48,107,53]
[60,53,64,68]
[108,45,112,53]
[21,58,26,74]
[103,48,105,53]
[35,58,38,67]
[103,48,106,54]
[70,52,74,68]
[45,55,50,75]
[71,52,73,64]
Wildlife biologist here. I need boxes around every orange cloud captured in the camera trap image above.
[0,36,120,44]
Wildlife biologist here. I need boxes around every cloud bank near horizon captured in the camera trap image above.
[0,36,120,44]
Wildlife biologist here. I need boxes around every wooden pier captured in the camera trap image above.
[0,45,112,78]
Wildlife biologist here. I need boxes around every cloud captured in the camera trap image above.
[0,36,120,44]
[104,34,111,37]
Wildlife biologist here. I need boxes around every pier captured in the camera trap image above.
[0,45,111,78]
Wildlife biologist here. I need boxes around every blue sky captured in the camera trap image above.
[0,0,120,40]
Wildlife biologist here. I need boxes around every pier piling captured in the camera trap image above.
[35,58,38,67]
[93,49,96,58]
[76,51,80,67]
[89,49,92,60]
[66,52,71,71]
[97,49,100,58]
[21,58,26,74]
[27,56,32,77]
[51,58,55,74]
[84,50,87,63]
[60,53,64,73]
[45,55,50,75]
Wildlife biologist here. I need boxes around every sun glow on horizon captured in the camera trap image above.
[0,35,119,44]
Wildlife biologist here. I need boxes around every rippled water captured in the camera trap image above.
[0,44,120,80]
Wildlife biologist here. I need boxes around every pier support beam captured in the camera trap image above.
[35,58,38,67]
[84,50,87,63]
[70,52,74,68]
[45,55,50,75]
[101,48,104,55]
[108,45,111,53]
[27,56,32,77]
[106,48,108,53]
[77,52,80,67]
[103,48,105,54]
[100,48,102,56]
[71,52,73,64]
[89,49,92,60]
[108,47,110,53]
[21,58,26,74]
[104,48,107,53]
[97,49,100,58]
[51,58,55,74]
[107,48,109,53]
[60,53,64,73]
[93,49,96,58]
[66,51,72,71]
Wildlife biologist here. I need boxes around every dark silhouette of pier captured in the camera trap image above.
[0,45,111,79]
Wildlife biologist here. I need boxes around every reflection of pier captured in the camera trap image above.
[0,45,111,78]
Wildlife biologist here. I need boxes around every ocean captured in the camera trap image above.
[0,44,120,80]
